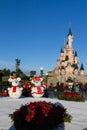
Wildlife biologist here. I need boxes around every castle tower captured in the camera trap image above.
[80,63,85,75]
[74,51,78,64]
[67,27,74,64]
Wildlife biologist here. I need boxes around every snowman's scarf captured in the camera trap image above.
[12,86,17,92]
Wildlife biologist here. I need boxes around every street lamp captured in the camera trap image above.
[40,67,44,77]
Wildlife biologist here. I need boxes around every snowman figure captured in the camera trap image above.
[30,76,46,98]
[8,76,23,99]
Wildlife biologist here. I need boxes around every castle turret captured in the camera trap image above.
[80,63,85,75]
[74,51,78,64]
[68,27,73,46]
[67,28,74,63]
[60,48,64,56]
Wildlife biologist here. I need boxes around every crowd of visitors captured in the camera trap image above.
[43,82,87,99]
[54,82,87,99]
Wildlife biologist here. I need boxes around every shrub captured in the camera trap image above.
[59,92,85,102]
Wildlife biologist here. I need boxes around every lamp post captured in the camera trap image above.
[40,67,44,77]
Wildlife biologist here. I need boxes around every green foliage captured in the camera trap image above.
[59,92,85,102]
[0,92,2,96]
[1,68,11,76]
[30,71,36,77]
[64,113,72,122]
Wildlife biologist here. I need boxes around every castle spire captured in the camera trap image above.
[74,51,78,64]
[68,27,73,36]
[80,63,85,75]
[75,51,78,57]
[60,48,63,53]
[80,63,84,70]
[68,27,73,46]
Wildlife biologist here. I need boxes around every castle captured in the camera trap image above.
[47,28,87,86]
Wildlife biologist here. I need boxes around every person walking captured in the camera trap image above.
[75,83,79,93]
[48,83,54,98]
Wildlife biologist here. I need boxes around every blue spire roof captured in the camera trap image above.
[75,51,78,57]
[68,27,73,36]
[60,48,63,53]
[80,63,84,70]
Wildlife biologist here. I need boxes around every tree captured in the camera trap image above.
[1,68,11,76]
[0,68,11,86]
[30,70,36,77]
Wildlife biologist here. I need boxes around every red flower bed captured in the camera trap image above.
[59,92,85,102]
[9,101,71,130]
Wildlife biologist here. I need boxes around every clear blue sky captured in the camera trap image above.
[0,0,87,75]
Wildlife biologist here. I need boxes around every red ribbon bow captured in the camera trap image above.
[32,76,41,82]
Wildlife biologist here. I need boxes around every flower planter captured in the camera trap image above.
[9,101,72,130]
[59,92,85,102]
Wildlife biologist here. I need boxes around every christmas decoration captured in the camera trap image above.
[8,76,23,99]
[30,76,46,98]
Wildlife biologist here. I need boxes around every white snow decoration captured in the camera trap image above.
[8,76,23,99]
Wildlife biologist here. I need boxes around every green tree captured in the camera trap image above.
[1,68,11,76]
[30,70,36,77]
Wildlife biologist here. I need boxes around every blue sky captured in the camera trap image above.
[0,0,87,75]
